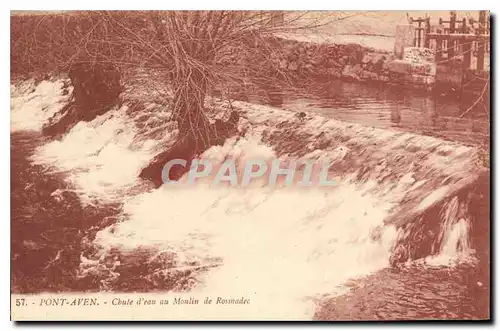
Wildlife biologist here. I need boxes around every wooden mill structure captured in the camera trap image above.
[410,11,490,71]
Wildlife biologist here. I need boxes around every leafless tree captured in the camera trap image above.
[11,11,364,184]
[98,11,339,145]
[90,11,355,184]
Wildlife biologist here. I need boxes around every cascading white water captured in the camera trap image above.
[31,107,175,204]
[11,79,72,132]
[11,79,481,320]
[91,134,400,319]
[425,196,475,267]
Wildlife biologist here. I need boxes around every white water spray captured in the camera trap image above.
[11,79,482,319]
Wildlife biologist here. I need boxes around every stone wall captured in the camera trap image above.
[264,37,394,84]
[248,37,437,90]
[386,47,437,89]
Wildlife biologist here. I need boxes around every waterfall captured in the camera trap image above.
[11,78,487,319]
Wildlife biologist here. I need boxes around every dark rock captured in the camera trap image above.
[295,111,307,120]
[139,111,240,187]
[42,62,122,138]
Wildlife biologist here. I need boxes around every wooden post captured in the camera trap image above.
[424,17,431,48]
[449,11,457,59]
[460,18,466,53]
[463,37,472,70]
[436,35,443,62]
[477,10,487,70]
[417,19,422,47]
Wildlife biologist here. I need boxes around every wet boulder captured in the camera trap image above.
[139,111,240,187]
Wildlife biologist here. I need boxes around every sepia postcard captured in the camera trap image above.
[10,10,490,321]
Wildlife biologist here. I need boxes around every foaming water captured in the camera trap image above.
[31,104,176,204]
[11,79,486,319]
[92,135,399,319]
[11,79,72,132]
[424,196,475,267]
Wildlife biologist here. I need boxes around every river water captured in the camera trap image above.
[11,77,490,320]
[241,79,490,320]
[244,79,490,147]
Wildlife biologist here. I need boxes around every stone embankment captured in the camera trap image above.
[248,37,437,90]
